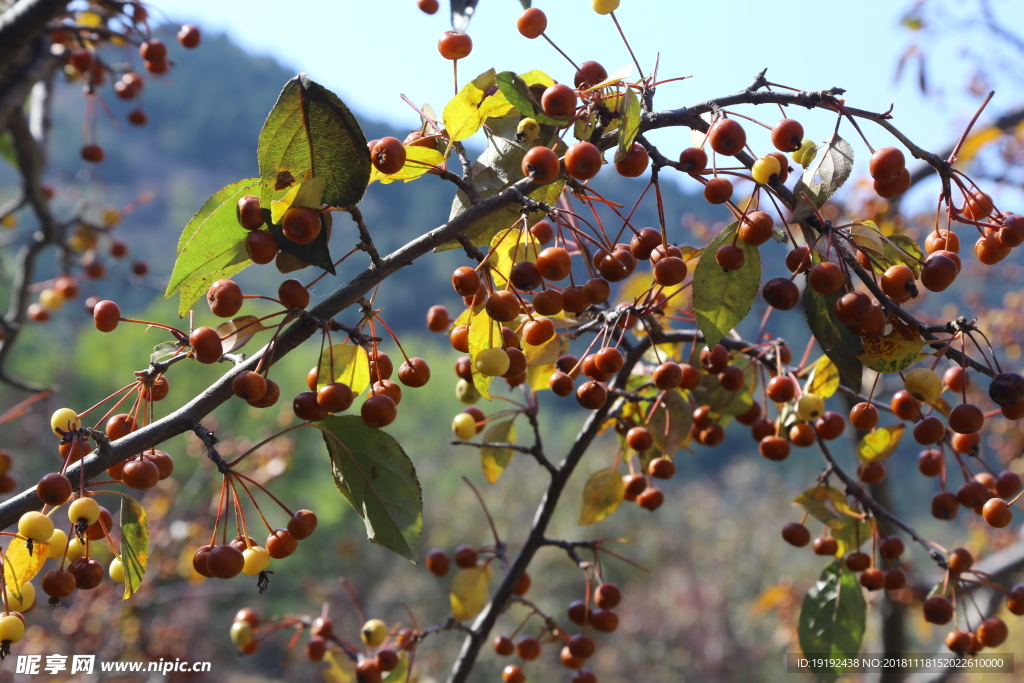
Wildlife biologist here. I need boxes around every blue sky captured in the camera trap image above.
[162,0,1024,201]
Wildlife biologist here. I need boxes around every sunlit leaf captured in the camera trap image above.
[579,467,625,526]
[523,328,568,367]
[3,537,47,603]
[480,419,516,484]
[269,177,326,225]
[858,424,905,463]
[494,71,568,126]
[217,315,271,355]
[468,309,500,401]
[320,416,422,560]
[791,134,855,223]
[806,355,841,400]
[857,318,927,374]
[954,125,1002,166]
[257,74,370,209]
[450,564,492,621]
[489,226,541,285]
[369,146,445,184]
[692,222,761,349]
[317,344,371,396]
[527,362,556,392]
[793,486,868,556]
[798,561,866,681]
[164,178,258,317]
[617,88,641,155]
[443,70,497,142]
[884,234,926,277]
[383,652,409,681]
[120,495,149,599]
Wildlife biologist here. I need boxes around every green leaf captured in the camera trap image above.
[804,286,863,392]
[370,146,445,184]
[617,88,641,155]
[798,561,866,681]
[885,234,926,277]
[150,341,180,364]
[257,74,370,209]
[120,494,149,599]
[806,355,841,400]
[691,355,755,417]
[0,130,15,167]
[468,309,500,401]
[791,134,855,223]
[579,467,625,526]
[858,424,905,463]
[692,222,761,349]
[317,344,371,396]
[480,419,516,484]
[450,564,492,620]
[645,388,694,465]
[793,486,869,556]
[265,207,336,275]
[319,415,423,561]
[164,178,258,317]
[494,72,567,126]
[444,70,498,142]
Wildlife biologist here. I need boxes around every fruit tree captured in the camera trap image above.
[1,0,1024,681]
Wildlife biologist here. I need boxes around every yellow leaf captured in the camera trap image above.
[443,69,497,142]
[954,126,1003,166]
[270,177,326,225]
[857,319,927,374]
[805,355,840,400]
[4,537,48,602]
[848,220,885,253]
[323,651,354,683]
[749,584,795,617]
[579,467,625,526]
[450,564,493,621]
[369,146,445,184]
[481,419,516,484]
[858,424,905,463]
[317,344,371,396]
[75,11,103,27]
[489,227,540,285]
[468,309,499,401]
[523,325,568,367]
[527,363,555,393]
[930,396,952,418]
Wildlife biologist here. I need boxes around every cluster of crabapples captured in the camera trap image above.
[90,191,433,431]
[423,546,617,683]
[20,200,151,326]
[0,406,176,614]
[229,607,407,682]
[49,1,202,162]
